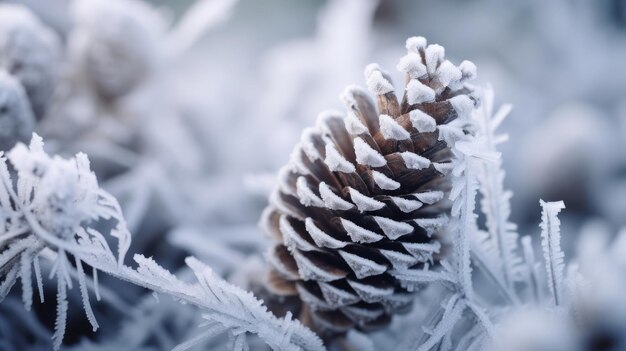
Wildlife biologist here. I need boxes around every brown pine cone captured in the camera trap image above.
[260,36,478,335]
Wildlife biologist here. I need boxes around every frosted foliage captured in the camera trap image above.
[0,136,323,351]
[0,1,624,349]
[540,200,566,306]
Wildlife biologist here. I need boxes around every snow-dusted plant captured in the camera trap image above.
[0,135,323,351]
[1,1,624,347]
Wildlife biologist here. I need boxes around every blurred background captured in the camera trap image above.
[3,0,626,349]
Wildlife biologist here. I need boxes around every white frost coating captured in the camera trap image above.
[354,137,386,167]
[379,249,419,269]
[539,200,566,306]
[315,110,343,134]
[324,144,355,173]
[409,109,437,133]
[414,216,449,228]
[435,60,462,89]
[318,182,354,211]
[390,196,423,213]
[348,187,385,212]
[365,67,394,95]
[414,216,449,236]
[318,282,360,308]
[296,177,324,207]
[277,166,295,196]
[295,284,331,311]
[289,144,310,175]
[266,247,299,280]
[372,170,400,190]
[345,111,368,135]
[300,128,322,161]
[415,191,444,204]
[397,53,427,79]
[449,95,474,117]
[425,44,445,75]
[405,36,427,53]
[459,60,477,81]
[406,79,435,105]
[347,279,394,303]
[364,63,389,80]
[340,218,384,243]
[437,125,465,145]
[382,293,414,310]
[340,84,366,109]
[293,251,345,282]
[305,218,347,249]
[400,152,430,170]
[402,242,441,261]
[373,216,413,239]
[339,251,387,279]
[279,215,318,252]
[433,162,453,175]
[379,114,410,140]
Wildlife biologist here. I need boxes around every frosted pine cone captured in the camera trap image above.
[0,4,60,120]
[260,37,478,334]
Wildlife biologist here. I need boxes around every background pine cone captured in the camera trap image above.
[260,36,478,335]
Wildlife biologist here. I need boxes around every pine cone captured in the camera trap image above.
[260,37,478,335]
[0,3,60,120]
